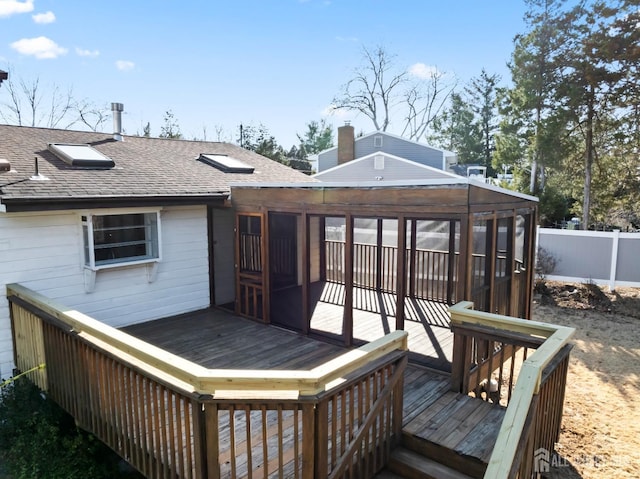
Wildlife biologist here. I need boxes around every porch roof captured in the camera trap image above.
[230,178,538,216]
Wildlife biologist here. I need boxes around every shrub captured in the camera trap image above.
[534,247,559,293]
[0,377,140,479]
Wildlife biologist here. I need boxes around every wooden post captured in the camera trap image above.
[301,213,310,334]
[409,219,417,298]
[447,220,456,304]
[450,329,472,393]
[319,217,326,282]
[343,214,354,347]
[395,216,406,331]
[314,400,329,479]
[392,356,407,445]
[234,214,241,316]
[262,212,270,323]
[203,402,220,479]
[487,215,497,313]
[375,218,383,291]
[463,214,473,303]
[525,210,537,319]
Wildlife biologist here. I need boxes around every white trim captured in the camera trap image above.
[312,151,461,180]
[232,175,539,203]
[316,130,457,156]
[538,227,638,239]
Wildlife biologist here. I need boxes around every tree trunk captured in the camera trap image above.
[582,87,595,230]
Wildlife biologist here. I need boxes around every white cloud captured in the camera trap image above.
[76,47,99,57]
[115,60,135,71]
[408,62,440,79]
[32,10,55,24]
[0,0,34,18]
[10,36,67,59]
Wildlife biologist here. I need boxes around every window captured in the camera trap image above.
[49,143,115,168]
[82,212,160,269]
[198,154,254,173]
[373,135,383,148]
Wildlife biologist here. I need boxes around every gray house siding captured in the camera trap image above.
[314,155,453,182]
[316,132,446,172]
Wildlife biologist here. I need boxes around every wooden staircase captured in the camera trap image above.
[376,366,506,479]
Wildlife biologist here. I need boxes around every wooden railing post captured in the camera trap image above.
[450,329,472,393]
[314,399,329,479]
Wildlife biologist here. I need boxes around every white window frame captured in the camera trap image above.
[374,135,383,148]
[81,208,162,271]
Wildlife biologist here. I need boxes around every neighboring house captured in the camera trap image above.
[0,105,313,378]
[311,124,458,176]
[313,151,460,183]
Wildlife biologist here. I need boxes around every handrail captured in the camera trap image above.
[449,302,575,479]
[7,283,408,397]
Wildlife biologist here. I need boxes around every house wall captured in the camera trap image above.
[212,207,236,305]
[0,205,211,379]
[317,134,445,172]
[315,155,453,182]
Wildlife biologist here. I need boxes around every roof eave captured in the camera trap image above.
[0,193,230,213]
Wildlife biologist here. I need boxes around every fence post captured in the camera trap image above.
[609,229,620,292]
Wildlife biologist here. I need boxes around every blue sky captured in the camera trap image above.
[1,0,528,147]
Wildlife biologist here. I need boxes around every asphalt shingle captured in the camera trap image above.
[0,124,315,206]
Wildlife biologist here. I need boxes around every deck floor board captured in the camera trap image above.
[122,307,502,477]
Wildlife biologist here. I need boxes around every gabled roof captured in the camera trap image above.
[313,152,460,181]
[0,124,315,212]
[316,130,456,157]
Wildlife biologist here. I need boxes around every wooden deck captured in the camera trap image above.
[270,281,454,371]
[124,308,503,478]
[123,307,346,370]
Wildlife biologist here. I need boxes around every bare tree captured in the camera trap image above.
[333,46,456,140]
[333,46,406,132]
[0,71,108,131]
[401,69,456,140]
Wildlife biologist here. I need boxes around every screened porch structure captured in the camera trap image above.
[230,180,538,369]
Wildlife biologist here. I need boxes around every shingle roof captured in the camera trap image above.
[0,124,315,210]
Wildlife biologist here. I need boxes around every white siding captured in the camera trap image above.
[0,205,211,378]
[315,155,454,182]
[213,208,236,305]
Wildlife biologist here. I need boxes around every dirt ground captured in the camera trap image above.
[533,281,640,479]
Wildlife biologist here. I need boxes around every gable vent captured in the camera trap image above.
[198,154,254,174]
[49,143,115,168]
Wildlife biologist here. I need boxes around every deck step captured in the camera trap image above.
[388,447,474,479]
[401,392,505,478]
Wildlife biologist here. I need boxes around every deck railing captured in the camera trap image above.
[449,302,574,479]
[325,240,459,303]
[7,283,408,479]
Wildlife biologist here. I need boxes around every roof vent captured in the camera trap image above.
[0,159,11,172]
[198,154,254,173]
[111,102,124,141]
[48,143,115,168]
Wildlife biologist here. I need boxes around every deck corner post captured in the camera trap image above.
[313,399,329,479]
[450,330,471,393]
[392,355,407,446]
[201,401,220,479]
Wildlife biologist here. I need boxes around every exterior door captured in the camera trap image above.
[235,213,268,322]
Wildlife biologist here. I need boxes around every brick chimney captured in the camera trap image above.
[337,122,355,165]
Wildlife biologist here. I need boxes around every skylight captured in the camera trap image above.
[198,154,254,174]
[48,143,115,168]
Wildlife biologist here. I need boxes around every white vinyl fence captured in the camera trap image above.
[536,227,640,291]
